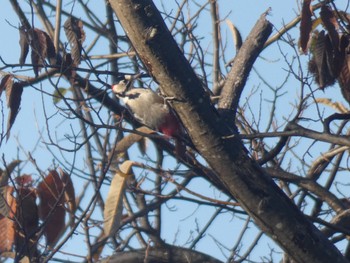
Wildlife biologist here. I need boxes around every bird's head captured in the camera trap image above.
[111,79,128,97]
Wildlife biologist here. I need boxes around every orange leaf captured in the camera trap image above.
[0,186,16,253]
[58,168,76,225]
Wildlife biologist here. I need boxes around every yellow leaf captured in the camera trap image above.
[103,160,133,237]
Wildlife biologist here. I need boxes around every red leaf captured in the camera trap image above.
[299,0,313,53]
[37,170,66,246]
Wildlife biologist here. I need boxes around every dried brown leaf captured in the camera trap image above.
[37,170,65,246]
[19,27,29,66]
[0,187,15,253]
[115,126,154,155]
[6,82,23,140]
[19,27,56,76]
[91,242,105,262]
[43,31,56,65]
[320,5,339,49]
[64,17,86,65]
[15,187,38,259]
[29,29,47,77]
[309,31,338,88]
[225,19,242,53]
[103,160,133,237]
[0,160,21,187]
[0,176,8,195]
[109,127,154,165]
[320,6,345,80]
[137,136,147,156]
[0,160,21,217]
[58,168,76,226]
[16,188,38,232]
[0,183,12,218]
[338,54,350,104]
[315,98,348,113]
[15,174,33,188]
[299,0,313,53]
[0,74,13,97]
[324,35,342,80]
[0,164,38,258]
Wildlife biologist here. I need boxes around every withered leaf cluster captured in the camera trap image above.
[0,168,76,261]
[18,16,86,75]
[300,3,350,104]
[19,27,56,77]
[1,18,86,141]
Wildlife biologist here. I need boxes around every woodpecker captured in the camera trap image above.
[111,80,187,157]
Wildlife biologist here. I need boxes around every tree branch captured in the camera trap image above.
[218,10,273,128]
[100,245,223,263]
[109,1,347,262]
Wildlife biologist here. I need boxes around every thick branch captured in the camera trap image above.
[100,245,223,263]
[218,11,273,127]
[238,122,350,148]
[109,1,347,262]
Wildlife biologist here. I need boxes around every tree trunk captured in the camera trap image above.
[109,0,348,262]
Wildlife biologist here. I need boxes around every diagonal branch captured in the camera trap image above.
[109,0,348,262]
[218,10,272,128]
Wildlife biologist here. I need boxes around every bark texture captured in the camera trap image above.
[218,11,272,127]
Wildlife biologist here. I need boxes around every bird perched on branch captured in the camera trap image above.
[111,79,188,158]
